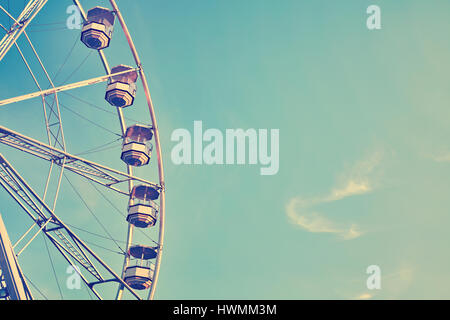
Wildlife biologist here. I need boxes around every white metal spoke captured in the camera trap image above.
[0,0,48,62]
[15,217,53,257]
[0,67,140,107]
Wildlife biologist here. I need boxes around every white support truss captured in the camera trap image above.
[0,126,159,196]
[0,214,32,300]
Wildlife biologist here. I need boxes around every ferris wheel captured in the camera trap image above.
[0,0,165,300]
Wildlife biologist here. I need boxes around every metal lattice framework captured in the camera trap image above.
[0,154,141,299]
[0,0,166,300]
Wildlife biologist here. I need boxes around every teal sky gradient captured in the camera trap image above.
[1,0,450,299]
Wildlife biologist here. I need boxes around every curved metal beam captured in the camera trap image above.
[109,0,166,300]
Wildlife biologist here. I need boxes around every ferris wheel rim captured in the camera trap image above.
[106,0,166,301]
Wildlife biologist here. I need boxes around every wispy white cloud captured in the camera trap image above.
[329,180,371,201]
[286,199,363,239]
[431,152,450,163]
[286,151,383,239]
[384,265,414,297]
[286,201,364,240]
[354,293,373,300]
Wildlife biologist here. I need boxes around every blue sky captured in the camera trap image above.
[1,0,450,299]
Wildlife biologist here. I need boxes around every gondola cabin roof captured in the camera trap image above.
[129,245,158,260]
[111,64,138,83]
[87,6,115,26]
[125,124,153,141]
[131,184,160,201]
